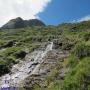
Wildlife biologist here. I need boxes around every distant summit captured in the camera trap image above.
[1,17,45,29]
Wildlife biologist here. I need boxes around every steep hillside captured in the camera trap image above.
[0,20,90,90]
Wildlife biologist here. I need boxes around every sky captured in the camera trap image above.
[39,0,90,25]
[0,0,90,26]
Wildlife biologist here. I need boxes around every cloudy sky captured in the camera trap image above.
[0,0,51,26]
[0,0,90,26]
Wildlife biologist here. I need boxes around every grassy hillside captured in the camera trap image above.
[0,21,90,90]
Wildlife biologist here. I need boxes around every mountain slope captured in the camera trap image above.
[0,20,90,90]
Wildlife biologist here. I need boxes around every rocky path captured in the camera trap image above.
[0,42,53,88]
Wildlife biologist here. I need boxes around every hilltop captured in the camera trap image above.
[1,17,45,29]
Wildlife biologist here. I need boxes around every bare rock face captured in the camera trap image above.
[1,17,45,29]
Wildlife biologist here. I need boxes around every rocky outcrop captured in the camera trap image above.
[1,17,45,29]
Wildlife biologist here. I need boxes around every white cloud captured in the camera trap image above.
[72,15,90,23]
[0,0,51,26]
[77,15,90,22]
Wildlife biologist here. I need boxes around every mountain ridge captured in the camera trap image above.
[1,17,45,29]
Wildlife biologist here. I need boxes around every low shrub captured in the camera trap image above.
[73,42,90,59]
